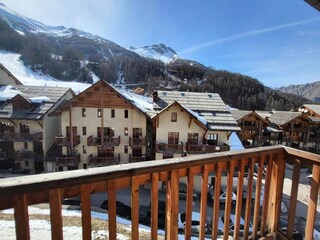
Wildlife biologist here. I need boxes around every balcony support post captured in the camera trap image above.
[185,167,194,239]
[200,165,209,240]
[14,194,30,240]
[266,152,286,234]
[244,158,255,239]
[305,164,320,240]
[151,173,159,240]
[211,163,222,239]
[49,189,63,240]
[131,176,139,240]
[81,184,92,240]
[165,169,179,240]
[234,159,245,240]
[107,180,117,240]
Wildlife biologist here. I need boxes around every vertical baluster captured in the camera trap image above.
[261,154,272,236]
[199,165,209,240]
[212,163,222,239]
[305,164,320,240]
[49,189,63,240]
[151,173,159,240]
[81,184,92,240]
[14,194,30,240]
[107,180,117,240]
[131,176,139,240]
[244,158,255,239]
[252,155,265,238]
[266,152,286,234]
[234,159,245,240]
[185,167,194,240]
[223,160,235,240]
[286,159,300,239]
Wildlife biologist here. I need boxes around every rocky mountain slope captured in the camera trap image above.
[278,81,320,103]
[0,3,312,111]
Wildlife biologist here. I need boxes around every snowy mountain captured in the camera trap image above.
[278,81,320,103]
[129,43,178,63]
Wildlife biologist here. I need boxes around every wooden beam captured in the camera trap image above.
[81,184,92,240]
[223,160,235,240]
[305,164,320,240]
[286,159,301,239]
[36,120,43,128]
[14,194,30,240]
[185,167,194,240]
[234,159,245,240]
[212,163,222,239]
[107,180,117,240]
[49,189,63,240]
[151,173,159,240]
[131,176,140,240]
[69,103,73,153]
[188,117,193,128]
[199,165,209,240]
[244,158,255,239]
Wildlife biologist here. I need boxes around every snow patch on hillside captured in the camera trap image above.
[0,51,90,93]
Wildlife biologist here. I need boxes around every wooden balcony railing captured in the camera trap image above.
[242,125,259,131]
[129,154,146,163]
[88,154,120,167]
[0,132,43,142]
[15,150,43,162]
[56,154,80,167]
[0,146,319,240]
[156,143,183,153]
[55,135,80,147]
[187,144,230,154]
[129,137,146,147]
[87,135,120,147]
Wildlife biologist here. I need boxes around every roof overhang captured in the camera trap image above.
[305,0,320,11]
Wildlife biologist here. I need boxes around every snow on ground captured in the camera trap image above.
[0,51,90,93]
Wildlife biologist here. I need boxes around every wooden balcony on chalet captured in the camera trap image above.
[88,154,120,167]
[0,146,319,240]
[55,135,80,147]
[129,154,146,163]
[129,137,146,148]
[0,132,43,142]
[186,143,230,154]
[87,135,120,147]
[156,143,183,153]
[56,154,80,167]
[239,132,257,140]
[15,150,43,162]
[242,125,259,131]
[282,135,302,142]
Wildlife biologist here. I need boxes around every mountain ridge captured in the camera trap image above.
[278,81,320,103]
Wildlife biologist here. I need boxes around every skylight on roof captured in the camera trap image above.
[162,92,167,96]
[208,94,212,98]
[181,93,185,97]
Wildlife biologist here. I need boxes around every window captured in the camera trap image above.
[124,110,128,118]
[82,127,86,136]
[25,161,29,167]
[20,123,30,134]
[168,132,179,144]
[111,109,115,118]
[97,109,102,118]
[124,127,128,136]
[133,128,142,138]
[171,112,177,122]
[207,134,218,145]
[124,145,128,154]
[188,133,199,145]
[82,108,86,117]
[24,142,28,149]
[83,145,87,154]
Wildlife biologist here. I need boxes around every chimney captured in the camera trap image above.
[153,91,158,102]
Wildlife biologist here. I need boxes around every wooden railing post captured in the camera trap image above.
[266,152,286,235]
[49,188,63,240]
[131,176,139,240]
[305,164,320,240]
[107,180,117,240]
[185,167,194,240]
[200,165,209,240]
[81,184,92,240]
[244,158,255,239]
[234,159,245,240]
[211,163,222,239]
[14,194,30,240]
[165,170,179,240]
[151,173,159,240]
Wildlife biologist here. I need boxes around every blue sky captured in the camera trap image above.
[2,0,320,88]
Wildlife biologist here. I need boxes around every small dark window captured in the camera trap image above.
[83,145,87,154]
[25,161,29,167]
[124,110,128,118]
[24,142,28,149]
[171,112,177,122]
[124,127,128,136]
[111,109,115,118]
[82,108,86,117]
[82,127,86,136]
[98,109,102,118]
[124,145,128,154]
[83,163,87,169]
